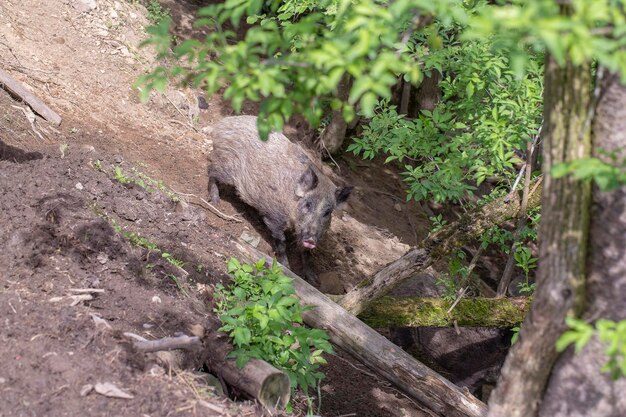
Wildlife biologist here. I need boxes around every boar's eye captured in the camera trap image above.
[304,201,312,211]
[323,208,332,217]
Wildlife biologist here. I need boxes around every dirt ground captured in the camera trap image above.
[0,1,444,416]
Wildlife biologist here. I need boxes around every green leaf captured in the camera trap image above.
[466,81,475,98]
[233,327,251,347]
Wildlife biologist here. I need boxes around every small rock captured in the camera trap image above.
[143,323,154,329]
[80,384,94,396]
[129,12,138,19]
[75,182,84,190]
[189,324,205,338]
[90,314,111,330]
[73,0,97,13]
[197,95,209,109]
[151,295,162,304]
[240,231,261,248]
[393,203,402,212]
[96,252,109,265]
[110,9,118,19]
[0,377,6,384]
[94,382,134,399]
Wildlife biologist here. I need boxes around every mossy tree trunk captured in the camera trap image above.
[537,72,626,417]
[486,53,593,416]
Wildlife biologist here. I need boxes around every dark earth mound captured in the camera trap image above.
[0,142,429,416]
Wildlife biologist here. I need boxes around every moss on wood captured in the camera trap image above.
[358,296,530,328]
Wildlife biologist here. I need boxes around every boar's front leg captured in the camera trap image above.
[262,216,290,268]
[301,250,319,286]
[207,168,224,203]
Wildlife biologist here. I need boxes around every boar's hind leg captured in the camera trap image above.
[262,216,290,268]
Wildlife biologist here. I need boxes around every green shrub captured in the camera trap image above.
[214,258,333,396]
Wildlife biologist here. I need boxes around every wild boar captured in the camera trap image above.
[207,115,352,283]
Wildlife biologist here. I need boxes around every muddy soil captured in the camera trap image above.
[0,1,494,416]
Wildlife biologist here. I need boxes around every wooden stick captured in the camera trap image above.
[497,140,535,297]
[124,333,202,352]
[0,69,62,126]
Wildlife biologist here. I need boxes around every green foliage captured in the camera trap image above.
[114,165,133,185]
[429,214,448,234]
[557,317,626,380]
[109,218,187,272]
[162,252,185,268]
[480,225,514,253]
[436,251,467,303]
[108,164,179,201]
[135,0,453,137]
[465,0,626,80]
[514,246,537,295]
[214,258,333,396]
[511,326,521,344]
[348,25,543,203]
[552,153,626,191]
[146,0,170,25]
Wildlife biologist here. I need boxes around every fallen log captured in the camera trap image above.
[0,68,62,126]
[125,331,290,410]
[203,324,291,411]
[358,296,530,328]
[339,182,542,315]
[232,240,487,417]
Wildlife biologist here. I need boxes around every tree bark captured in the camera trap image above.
[339,181,542,315]
[359,296,530,328]
[232,240,488,417]
[318,74,351,155]
[486,53,593,417]
[410,71,441,116]
[538,72,626,417]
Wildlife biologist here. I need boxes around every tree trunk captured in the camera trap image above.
[410,71,441,116]
[340,181,542,315]
[318,74,351,155]
[232,240,488,417]
[486,53,593,417]
[359,296,530,328]
[537,72,626,417]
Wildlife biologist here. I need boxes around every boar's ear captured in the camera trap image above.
[295,166,319,197]
[335,186,353,205]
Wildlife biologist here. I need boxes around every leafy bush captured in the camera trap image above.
[348,30,543,204]
[557,318,626,380]
[214,258,333,396]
